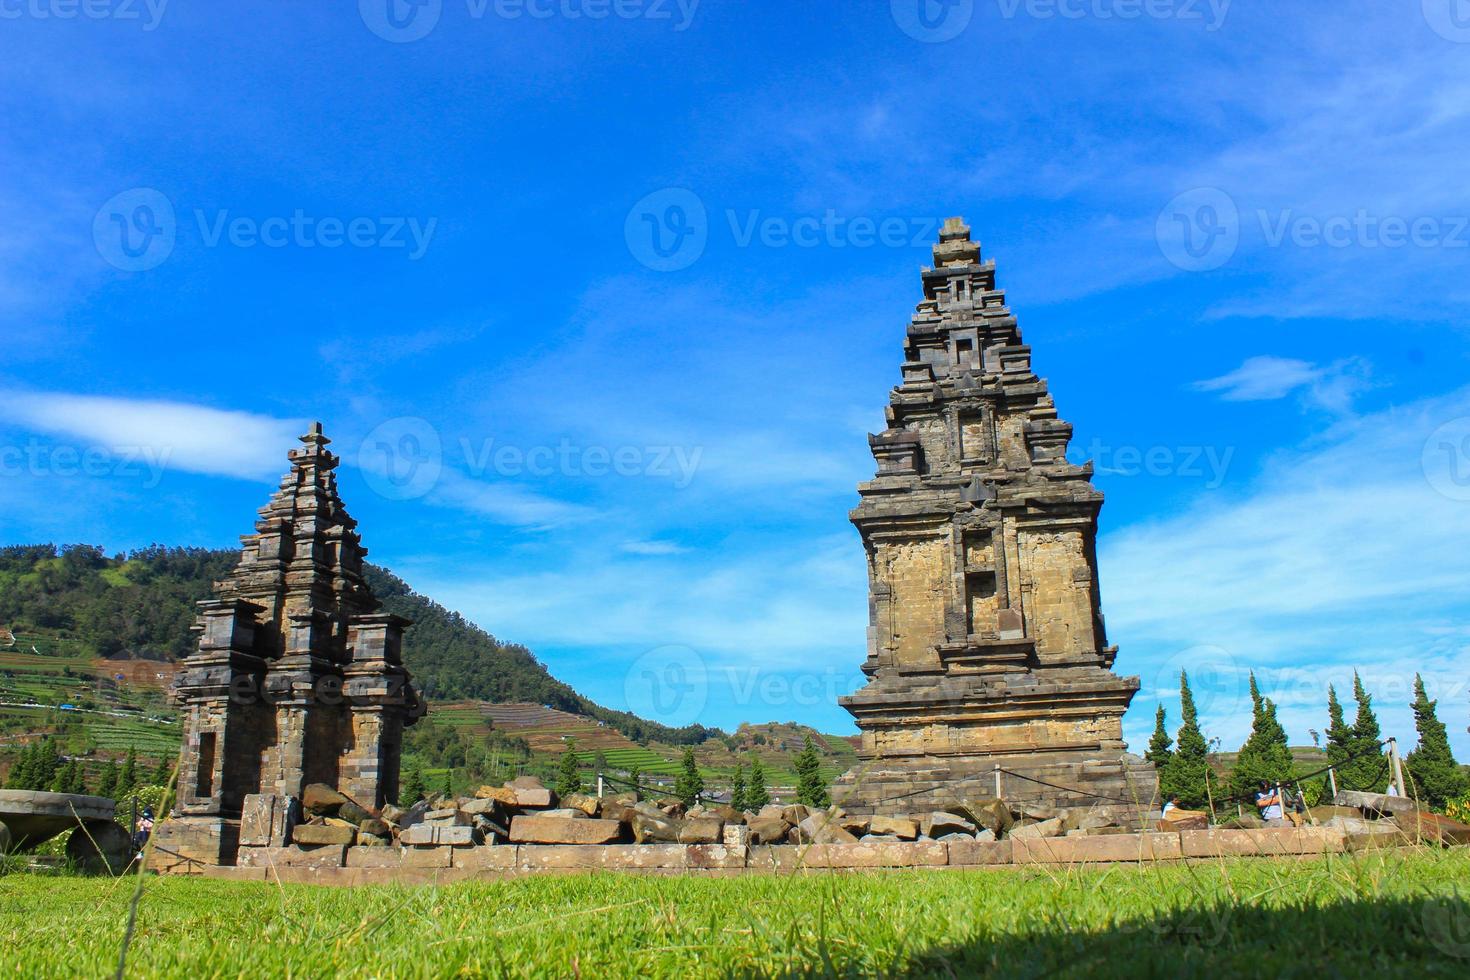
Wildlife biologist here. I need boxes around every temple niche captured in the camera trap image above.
[834,219,1155,816]
[152,424,425,866]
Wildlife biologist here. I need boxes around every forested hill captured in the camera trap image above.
[0,544,720,746]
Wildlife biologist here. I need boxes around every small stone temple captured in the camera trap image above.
[834,219,1155,816]
[152,423,425,866]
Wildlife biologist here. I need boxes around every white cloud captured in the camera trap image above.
[0,391,303,481]
[1105,387,1470,757]
[621,540,687,555]
[1191,356,1370,413]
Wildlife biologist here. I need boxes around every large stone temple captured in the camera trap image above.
[834,218,1155,816]
[153,424,425,866]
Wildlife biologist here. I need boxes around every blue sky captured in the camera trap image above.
[1,1,1468,758]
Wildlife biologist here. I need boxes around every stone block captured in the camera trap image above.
[686,844,746,870]
[1334,791,1420,816]
[402,846,453,868]
[868,816,919,840]
[562,793,601,816]
[475,786,517,806]
[1013,832,1181,864]
[630,805,681,843]
[1392,811,1470,846]
[678,817,725,844]
[239,794,298,848]
[293,823,356,846]
[920,812,976,839]
[723,824,751,848]
[453,845,518,871]
[301,783,351,816]
[238,844,347,869]
[510,816,623,845]
[601,844,687,870]
[745,816,790,845]
[946,839,1013,866]
[345,847,403,869]
[517,845,605,871]
[1178,827,1345,858]
[797,841,948,869]
[796,813,858,845]
[1008,817,1064,840]
[957,798,1013,836]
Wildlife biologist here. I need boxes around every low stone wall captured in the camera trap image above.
[172,826,1382,886]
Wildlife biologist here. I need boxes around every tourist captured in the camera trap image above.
[1255,782,1284,827]
[1161,795,1180,820]
[133,806,155,852]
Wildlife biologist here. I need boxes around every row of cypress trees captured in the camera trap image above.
[1148,669,1469,812]
[4,741,170,798]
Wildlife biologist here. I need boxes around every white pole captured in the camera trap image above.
[1327,766,1338,801]
[597,773,604,798]
[993,764,1002,799]
[1388,738,1405,796]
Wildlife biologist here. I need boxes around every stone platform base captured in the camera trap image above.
[161,827,1370,885]
[831,751,1158,823]
[149,817,240,874]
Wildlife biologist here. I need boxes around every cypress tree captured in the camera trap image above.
[6,742,35,789]
[1229,673,1296,799]
[441,769,453,800]
[1146,704,1173,769]
[555,741,582,797]
[117,746,138,799]
[627,766,643,801]
[96,759,119,798]
[1341,672,1385,791]
[1405,674,1470,810]
[1159,671,1212,808]
[730,763,748,812]
[794,737,830,808]
[151,755,172,787]
[746,757,770,809]
[401,765,426,804]
[673,747,704,807]
[1324,685,1352,771]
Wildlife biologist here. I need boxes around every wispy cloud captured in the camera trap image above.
[1191,356,1371,413]
[0,391,303,481]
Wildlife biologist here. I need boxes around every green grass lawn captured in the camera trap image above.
[1,851,1467,977]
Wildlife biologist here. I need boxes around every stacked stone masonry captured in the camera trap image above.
[833,218,1155,817]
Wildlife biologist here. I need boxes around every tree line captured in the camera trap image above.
[1148,669,1469,813]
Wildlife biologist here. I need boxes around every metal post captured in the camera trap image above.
[993,764,1002,799]
[1388,737,1405,796]
[1327,766,1338,801]
[597,773,604,798]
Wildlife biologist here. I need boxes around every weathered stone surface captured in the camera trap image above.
[359,818,392,838]
[957,798,1013,837]
[0,790,117,851]
[601,844,687,870]
[562,794,601,817]
[459,798,505,818]
[1159,811,1208,831]
[746,816,789,845]
[686,844,746,870]
[678,817,725,844]
[831,225,1157,819]
[293,823,356,846]
[723,824,751,848]
[454,846,518,871]
[1013,832,1181,864]
[402,846,454,868]
[66,820,132,875]
[302,783,350,816]
[798,841,948,869]
[795,812,859,845]
[1307,805,1363,823]
[629,804,681,844]
[1392,811,1470,846]
[510,816,623,845]
[920,812,976,839]
[401,824,475,847]
[1334,790,1419,815]
[947,839,1013,866]
[868,816,919,840]
[345,846,403,869]
[1178,828,1345,858]
[509,786,556,809]
[239,794,298,848]
[238,844,348,869]
[475,786,518,806]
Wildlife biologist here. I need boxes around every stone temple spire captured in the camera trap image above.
[833,219,1154,816]
[215,421,377,661]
